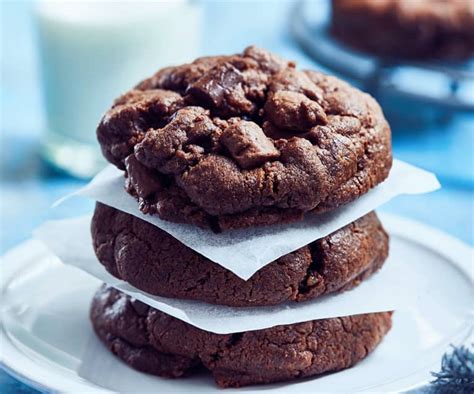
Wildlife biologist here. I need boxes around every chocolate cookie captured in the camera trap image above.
[97,46,392,231]
[91,285,392,388]
[331,0,474,60]
[91,202,388,307]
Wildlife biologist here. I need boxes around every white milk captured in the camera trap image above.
[36,0,202,177]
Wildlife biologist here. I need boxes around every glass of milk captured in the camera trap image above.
[35,0,202,178]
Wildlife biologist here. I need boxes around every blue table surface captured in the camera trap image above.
[1,1,473,393]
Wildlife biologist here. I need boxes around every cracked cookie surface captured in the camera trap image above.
[97,46,392,231]
[90,285,393,388]
[91,203,388,307]
[331,0,474,60]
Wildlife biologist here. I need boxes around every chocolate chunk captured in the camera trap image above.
[187,63,245,108]
[220,121,280,169]
[124,154,163,199]
[264,91,328,131]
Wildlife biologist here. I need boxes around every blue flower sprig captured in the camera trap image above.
[430,344,474,393]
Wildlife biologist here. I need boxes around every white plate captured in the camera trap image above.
[1,213,473,393]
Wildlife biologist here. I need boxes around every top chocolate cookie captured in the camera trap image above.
[97,47,392,231]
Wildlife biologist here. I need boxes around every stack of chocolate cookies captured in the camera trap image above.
[90,47,394,388]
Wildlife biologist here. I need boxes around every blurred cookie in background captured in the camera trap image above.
[331,0,474,60]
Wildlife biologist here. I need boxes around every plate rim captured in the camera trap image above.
[0,212,473,393]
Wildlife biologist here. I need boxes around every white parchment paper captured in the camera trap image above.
[57,159,440,280]
[34,215,408,334]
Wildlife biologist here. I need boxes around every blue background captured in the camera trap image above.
[1,1,473,392]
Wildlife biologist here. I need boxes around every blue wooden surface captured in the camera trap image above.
[1,1,473,392]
